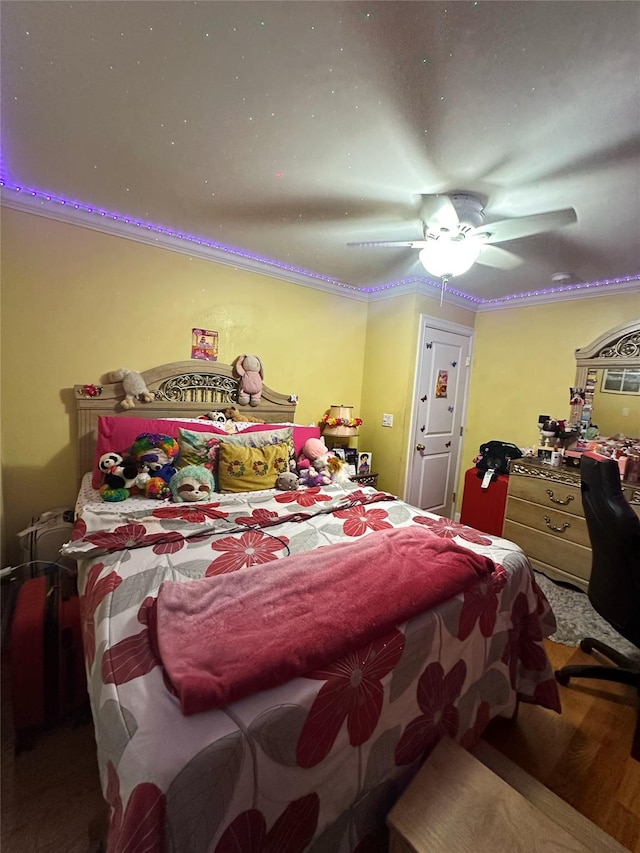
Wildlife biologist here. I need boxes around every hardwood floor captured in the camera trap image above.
[483,640,640,852]
[1,639,638,852]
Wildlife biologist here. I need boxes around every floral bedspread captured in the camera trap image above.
[63,481,560,853]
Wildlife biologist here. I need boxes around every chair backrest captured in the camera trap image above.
[580,452,640,648]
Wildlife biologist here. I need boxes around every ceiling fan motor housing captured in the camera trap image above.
[450,193,485,229]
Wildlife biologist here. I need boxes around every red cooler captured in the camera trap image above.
[459,467,509,536]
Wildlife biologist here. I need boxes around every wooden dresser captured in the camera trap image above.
[503,458,640,591]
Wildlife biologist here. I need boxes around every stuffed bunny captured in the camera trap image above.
[233,355,263,407]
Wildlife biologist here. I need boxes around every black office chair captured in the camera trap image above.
[554,453,640,759]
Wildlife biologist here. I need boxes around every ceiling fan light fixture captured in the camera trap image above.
[418,236,482,278]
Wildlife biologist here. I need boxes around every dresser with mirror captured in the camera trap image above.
[504,319,640,591]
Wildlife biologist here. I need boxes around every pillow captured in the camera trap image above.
[92,416,227,488]
[176,428,224,487]
[220,426,295,469]
[218,441,291,493]
[233,424,320,457]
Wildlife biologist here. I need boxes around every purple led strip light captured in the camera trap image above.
[2,180,638,303]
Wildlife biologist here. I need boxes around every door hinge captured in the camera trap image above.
[465,356,470,367]
[426,341,433,349]
[452,492,456,504]
[460,426,464,437]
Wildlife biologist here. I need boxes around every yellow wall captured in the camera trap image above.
[0,208,368,565]
[463,293,640,484]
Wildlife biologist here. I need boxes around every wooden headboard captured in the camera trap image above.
[73,361,298,478]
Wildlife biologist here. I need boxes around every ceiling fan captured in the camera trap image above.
[347,192,577,281]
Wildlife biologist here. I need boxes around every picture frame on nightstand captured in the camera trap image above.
[357,451,372,475]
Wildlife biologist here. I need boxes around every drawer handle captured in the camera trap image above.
[545,489,574,506]
[543,515,571,534]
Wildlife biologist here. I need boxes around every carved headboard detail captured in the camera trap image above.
[73,361,298,479]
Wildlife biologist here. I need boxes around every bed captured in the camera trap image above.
[65,361,561,853]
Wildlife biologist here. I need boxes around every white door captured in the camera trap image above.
[405,320,472,517]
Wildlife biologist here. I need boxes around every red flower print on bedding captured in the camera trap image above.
[275,486,332,507]
[394,659,467,765]
[332,504,393,537]
[234,507,280,527]
[152,503,229,524]
[85,522,181,553]
[71,517,86,541]
[214,794,319,853]
[106,761,166,853]
[81,562,122,667]
[296,629,405,768]
[412,515,492,546]
[502,591,547,686]
[459,701,491,750]
[533,678,561,714]
[205,529,289,576]
[458,563,508,640]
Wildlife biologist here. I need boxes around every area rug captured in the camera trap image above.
[534,570,640,663]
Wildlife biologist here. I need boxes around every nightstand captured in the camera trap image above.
[351,472,378,488]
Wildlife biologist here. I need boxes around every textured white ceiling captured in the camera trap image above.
[2,1,639,303]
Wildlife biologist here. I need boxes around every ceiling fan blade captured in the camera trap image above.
[476,244,523,270]
[417,194,460,231]
[347,240,429,249]
[478,208,577,244]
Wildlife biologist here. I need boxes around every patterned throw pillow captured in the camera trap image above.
[218,441,291,492]
[177,428,224,486]
[220,426,295,470]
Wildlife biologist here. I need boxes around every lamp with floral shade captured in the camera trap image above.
[321,405,362,447]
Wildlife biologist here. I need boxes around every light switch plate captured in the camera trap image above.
[382,413,393,427]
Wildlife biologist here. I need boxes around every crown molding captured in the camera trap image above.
[3,189,638,311]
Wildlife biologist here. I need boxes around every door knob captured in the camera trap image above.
[416,444,425,451]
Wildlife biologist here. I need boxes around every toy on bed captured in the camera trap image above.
[233,355,263,407]
[276,471,300,491]
[297,437,351,485]
[98,451,150,502]
[130,433,179,499]
[170,466,216,502]
[223,405,265,424]
[107,368,155,410]
[299,465,332,487]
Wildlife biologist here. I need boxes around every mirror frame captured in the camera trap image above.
[571,319,640,425]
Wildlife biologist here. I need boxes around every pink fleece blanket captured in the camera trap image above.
[151,525,494,715]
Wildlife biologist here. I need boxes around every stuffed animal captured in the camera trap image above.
[130,433,179,499]
[276,471,300,491]
[223,406,265,424]
[98,451,149,501]
[204,411,227,426]
[107,368,155,410]
[297,437,331,471]
[233,355,263,407]
[299,465,332,487]
[298,437,350,485]
[327,454,352,485]
[170,466,216,502]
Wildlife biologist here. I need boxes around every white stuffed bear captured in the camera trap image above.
[107,368,155,410]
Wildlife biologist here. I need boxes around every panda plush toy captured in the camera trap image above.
[98,451,149,501]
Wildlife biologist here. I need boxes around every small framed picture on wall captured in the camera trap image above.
[357,451,372,475]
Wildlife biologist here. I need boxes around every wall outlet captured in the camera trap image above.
[382,413,393,427]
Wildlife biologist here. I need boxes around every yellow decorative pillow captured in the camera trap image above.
[218,441,291,492]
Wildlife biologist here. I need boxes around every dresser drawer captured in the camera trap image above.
[507,475,584,518]
[503,519,592,581]
[505,496,591,547]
